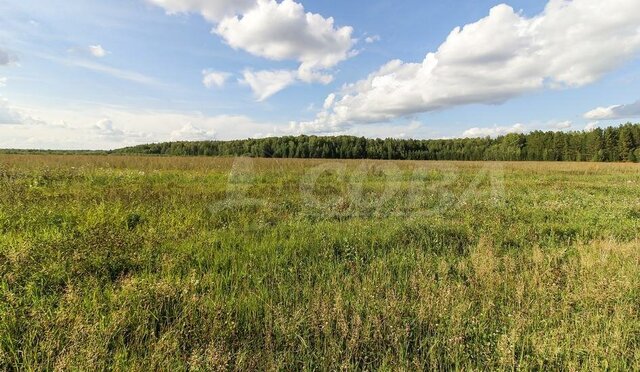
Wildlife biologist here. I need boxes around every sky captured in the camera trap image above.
[1,0,640,150]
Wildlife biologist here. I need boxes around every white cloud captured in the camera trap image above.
[462,120,575,138]
[0,77,6,87]
[585,106,617,120]
[0,100,277,149]
[283,118,431,138]
[549,120,572,129]
[585,122,600,131]
[365,35,381,44]
[584,100,640,120]
[243,69,339,102]
[67,45,110,58]
[202,70,230,88]
[462,123,526,138]
[215,0,354,71]
[345,120,430,139]
[323,93,336,110]
[240,69,297,101]
[88,45,109,58]
[170,123,216,141]
[146,0,255,22]
[0,99,46,125]
[148,0,356,98]
[94,119,125,138]
[240,66,336,101]
[301,0,640,131]
[0,99,24,124]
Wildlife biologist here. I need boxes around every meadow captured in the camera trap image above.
[1,154,639,370]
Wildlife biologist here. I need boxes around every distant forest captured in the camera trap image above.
[113,123,640,162]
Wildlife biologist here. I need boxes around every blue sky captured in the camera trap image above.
[1,0,639,149]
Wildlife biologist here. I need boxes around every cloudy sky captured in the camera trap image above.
[1,0,640,149]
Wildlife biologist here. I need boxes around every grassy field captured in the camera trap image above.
[1,154,639,370]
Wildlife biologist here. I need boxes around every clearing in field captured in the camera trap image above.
[1,155,639,370]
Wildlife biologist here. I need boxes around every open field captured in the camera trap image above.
[1,155,639,370]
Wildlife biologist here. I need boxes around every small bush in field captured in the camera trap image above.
[126,213,143,231]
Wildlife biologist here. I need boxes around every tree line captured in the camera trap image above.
[114,123,640,162]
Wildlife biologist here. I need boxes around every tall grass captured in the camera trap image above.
[1,155,639,370]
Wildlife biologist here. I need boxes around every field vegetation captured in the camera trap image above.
[1,154,639,370]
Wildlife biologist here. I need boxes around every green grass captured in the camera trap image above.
[1,154,639,370]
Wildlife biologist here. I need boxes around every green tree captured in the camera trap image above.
[619,126,635,162]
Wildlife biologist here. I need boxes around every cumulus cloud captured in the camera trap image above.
[365,35,381,44]
[215,0,354,72]
[462,123,526,138]
[323,93,336,110]
[146,0,255,22]
[170,123,216,141]
[585,122,600,131]
[584,100,640,120]
[202,70,230,88]
[299,0,640,131]
[94,119,125,138]
[0,77,6,87]
[88,45,109,58]
[241,67,335,101]
[148,0,355,98]
[240,69,297,101]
